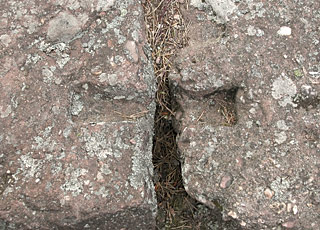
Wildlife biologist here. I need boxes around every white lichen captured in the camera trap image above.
[0,105,12,118]
[276,120,289,130]
[275,131,287,144]
[277,26,292,36]
[271,76,297,107]
[61,166,88,196]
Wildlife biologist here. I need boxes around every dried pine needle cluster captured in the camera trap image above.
[143,0,189,117]
[142,0,195,228]
[142,2,244,229]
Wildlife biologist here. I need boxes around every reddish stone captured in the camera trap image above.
[0,0,156,228]
[170,0,320,229]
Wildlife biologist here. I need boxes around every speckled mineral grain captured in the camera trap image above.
[0,0,156,229]
[170,0,320,229]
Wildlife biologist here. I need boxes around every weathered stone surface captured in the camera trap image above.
[191,0,236,23]
[0,0,156,229]
[170,0,320,229]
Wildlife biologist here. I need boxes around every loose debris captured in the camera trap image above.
[143,0,194,228]
[143,1,242,229]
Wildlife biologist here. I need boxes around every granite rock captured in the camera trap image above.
[170,0,320,229]
[0,0,156,229]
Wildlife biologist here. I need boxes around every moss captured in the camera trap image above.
[293,69,303,78]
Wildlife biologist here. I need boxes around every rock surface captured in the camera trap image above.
[0,0,156,229]
[170,0,320,229]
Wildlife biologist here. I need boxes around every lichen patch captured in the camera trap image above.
[271,76,297,107]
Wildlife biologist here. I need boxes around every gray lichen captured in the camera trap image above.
[60,166,88,196]
[70,93,84,116]
[271,75,297,107]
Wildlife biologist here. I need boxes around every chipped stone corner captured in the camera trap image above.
[128,122,157,215]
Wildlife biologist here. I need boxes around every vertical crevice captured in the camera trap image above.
[142,0,190,227]
[142,1,200,227]
[142,1,243,229]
